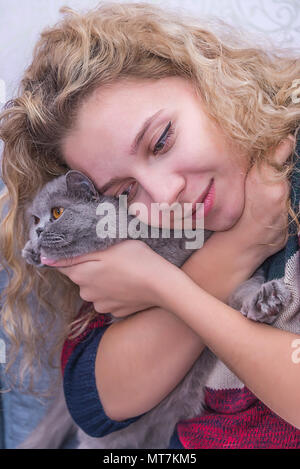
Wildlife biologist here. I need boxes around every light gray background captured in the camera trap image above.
[0,0,300,104]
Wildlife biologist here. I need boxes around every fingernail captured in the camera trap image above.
[41,256,55,265]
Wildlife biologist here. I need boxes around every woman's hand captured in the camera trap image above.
[41,239,177,318]
[229,135,295,262]
[188,134,296,304]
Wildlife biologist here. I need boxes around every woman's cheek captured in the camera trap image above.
[207,182,245,231]
[223,200,245,230]
[225,171,248,226]
[128,199,161,227]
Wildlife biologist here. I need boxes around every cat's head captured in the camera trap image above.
[22,170,120,265]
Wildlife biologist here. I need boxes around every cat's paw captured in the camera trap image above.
[241,280,292,324]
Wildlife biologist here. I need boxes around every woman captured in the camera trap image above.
[0,2,300,449]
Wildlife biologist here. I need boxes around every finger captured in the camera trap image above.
[256,136,295,183]
[272,135,295,166]
[41,250,103,267]
[56,266,75,275]
[55,266,83,283]
[56,263,96,285]
[94,302,111,314]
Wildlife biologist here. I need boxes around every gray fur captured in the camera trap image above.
[18,170,292,449]
[21,169,206,270]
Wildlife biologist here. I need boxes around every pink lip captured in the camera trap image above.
[191,179,214,215]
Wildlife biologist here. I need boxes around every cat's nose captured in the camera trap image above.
[36,227,43,237]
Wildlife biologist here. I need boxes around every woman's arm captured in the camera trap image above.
[95,232,268,421]
[156,268,300,429]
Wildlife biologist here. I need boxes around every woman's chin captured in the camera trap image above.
[204,208,242,232]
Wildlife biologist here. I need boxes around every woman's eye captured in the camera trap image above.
[51,207,64,220]
[116,122,175,201]
[153,121,175,156]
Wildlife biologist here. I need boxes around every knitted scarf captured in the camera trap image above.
[262,131,300,282]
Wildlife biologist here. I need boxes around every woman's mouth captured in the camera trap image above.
[192,178,215,220]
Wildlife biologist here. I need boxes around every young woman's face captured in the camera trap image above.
[62,76,249,231]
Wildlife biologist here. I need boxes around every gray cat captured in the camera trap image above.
[18,170,292,449]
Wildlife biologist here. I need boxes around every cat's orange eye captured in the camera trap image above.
[33,215,40,225]
[52,207,64,220]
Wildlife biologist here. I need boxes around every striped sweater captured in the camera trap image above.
[61,132,300,449]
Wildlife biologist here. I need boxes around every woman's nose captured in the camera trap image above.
[139,169,185,206]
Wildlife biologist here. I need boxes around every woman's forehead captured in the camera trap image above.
[60,76,203,189]
[63,77,190,153]
[76,75,194,121]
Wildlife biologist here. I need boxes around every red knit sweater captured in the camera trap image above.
[61,302,300,449]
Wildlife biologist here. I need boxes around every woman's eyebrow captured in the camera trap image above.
[129,108,165,156]
[98,108,165,193]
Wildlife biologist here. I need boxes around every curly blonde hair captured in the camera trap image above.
[0,1,300,393]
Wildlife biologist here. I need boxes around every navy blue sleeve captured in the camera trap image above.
[63,324,147,437]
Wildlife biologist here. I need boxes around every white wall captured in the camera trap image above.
[0,0,299,103]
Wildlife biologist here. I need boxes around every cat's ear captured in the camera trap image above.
[65,170,99,200]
